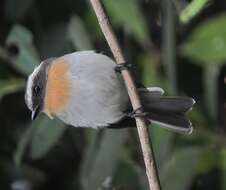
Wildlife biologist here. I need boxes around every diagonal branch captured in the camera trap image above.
[89,0,161,189]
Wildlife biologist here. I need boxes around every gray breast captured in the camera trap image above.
[56,51,129,128]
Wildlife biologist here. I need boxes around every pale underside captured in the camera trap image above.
[51,51,129,128]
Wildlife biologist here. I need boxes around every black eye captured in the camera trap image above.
[33,85,41,96]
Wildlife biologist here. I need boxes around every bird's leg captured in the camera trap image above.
[114,62,133,73]
[127,107,147,118]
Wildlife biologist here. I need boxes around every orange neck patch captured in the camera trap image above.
[44,58,71,117]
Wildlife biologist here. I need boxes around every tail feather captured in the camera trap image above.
[139,87,164,102]
[144,97,195,113]
[109,87,195,134]
[146,111,193,134]
[141,89,195,134]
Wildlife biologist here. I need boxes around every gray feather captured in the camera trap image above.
[139,87,164,101]
[139,90,195,134]
[56,51,129,128]
[143,97,195,113]
[147,111,193,134]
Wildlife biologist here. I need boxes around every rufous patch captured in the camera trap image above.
[44,58,71,116]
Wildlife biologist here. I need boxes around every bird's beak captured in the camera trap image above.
[31,106,40,120]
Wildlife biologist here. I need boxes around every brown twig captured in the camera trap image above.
[89,0,161,189]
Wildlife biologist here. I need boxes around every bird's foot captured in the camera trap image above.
[114,62,133,73]
[127,107,147,118]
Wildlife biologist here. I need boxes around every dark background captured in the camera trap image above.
[0,0,226,189]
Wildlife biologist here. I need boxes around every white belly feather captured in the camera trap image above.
[56,51,129,128]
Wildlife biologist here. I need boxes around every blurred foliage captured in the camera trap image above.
[27,116,65,160]
[6,25,39,75]
[68,15,94,50]
[0,0,226,190]
[80,130,128,190]
[0,79,25,100]
[160,147,203,190]
[180,0,210,24]
[5,0,35,20]
[181,13,226,64]
[103,0,149,45]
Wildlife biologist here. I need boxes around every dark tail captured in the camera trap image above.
[144,97,194,134]
[109,87,195,134]
[142,87,195,134]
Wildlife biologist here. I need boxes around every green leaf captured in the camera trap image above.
[181,14,226,64]
[14,125,36,166]
[221,148,226,189]
[222,169,226,190]
[203,65,220,121]
[140,54,161,86]
[103,0,149,44]
[180,0,209,24]
[79,130,102,183]
[68,15,94,50]
[216,148,226,171]
[139,54,169,93]
[189,105,210,128]
[196,150,220,174]
[6,25,39,75]
[0,79,25,99]
[162,0,177,94]
[113,160,146,190]
[29,115,66,159]
[151,126,173,166]
[160,147,203,190]
[80,129,128,190]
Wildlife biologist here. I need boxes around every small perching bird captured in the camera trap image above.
[25,51,195,134]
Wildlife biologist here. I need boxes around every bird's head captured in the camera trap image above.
[25,58,72,120]
[25,57,72,120]
[25,59,53,120]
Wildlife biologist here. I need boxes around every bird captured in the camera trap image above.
[25,51,195,134]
